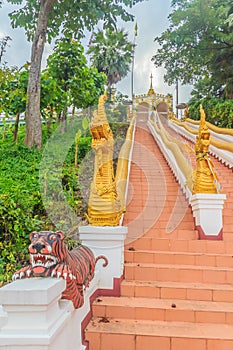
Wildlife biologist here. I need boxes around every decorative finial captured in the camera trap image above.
[150,73,153,83]
[148,73,155,96]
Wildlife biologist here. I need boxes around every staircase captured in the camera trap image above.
[85,120,233,350]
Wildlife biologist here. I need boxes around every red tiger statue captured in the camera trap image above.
[13,231,108,309]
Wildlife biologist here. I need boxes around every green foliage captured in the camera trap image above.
[0,123,92,281]
[0,35,11,65]
[0,99,128,282]
[0,194,43,282]
[82,117,89,131]
[64,134,92,166]
[152,0,233,98]
[6,0,144,150]
[88,29,133,89]
[0,66,26,117]
[188,98,233,127]
[0,65,66,123]
[0,67,28,118]
[40,70,67,120]
[0,131,48,282]
[46,38,107,111]
[7,0,144,43]
[78,136,92,160]
[75,129,82,145]
[106,103,128,123]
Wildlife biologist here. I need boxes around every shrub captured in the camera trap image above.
[189,98,233,128]
[0,194,45,282]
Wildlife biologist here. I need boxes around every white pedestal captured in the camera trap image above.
[0,226,128,350]
[190,193,226,239]
[79,225,127,290]
[0,278,75,349]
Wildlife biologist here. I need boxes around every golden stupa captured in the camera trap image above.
[148,73,155,96]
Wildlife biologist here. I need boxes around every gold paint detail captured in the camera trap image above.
[87,93,122,226]
[150,117,193,191]
[192,105,220,194]
[186,118,233,137]
[116,118,135,214]
[148,73,155,96]
[172,117,233,153]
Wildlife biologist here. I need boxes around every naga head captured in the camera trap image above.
[29,231,67,275]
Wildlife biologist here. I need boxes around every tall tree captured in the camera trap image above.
[7,0,144,149]
[46,38,106,123]
[87,29,133,92]
[152,0,233,99]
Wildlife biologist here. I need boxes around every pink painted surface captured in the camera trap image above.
[84,119,233,350]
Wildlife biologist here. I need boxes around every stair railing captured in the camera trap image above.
[116,117,136,224]
[169,117,233,168]
[149,110,226,240]
[148,112,193,200]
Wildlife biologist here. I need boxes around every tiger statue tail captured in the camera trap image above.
[95,255,108,267]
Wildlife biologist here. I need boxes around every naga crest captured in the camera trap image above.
[13,231,108,308]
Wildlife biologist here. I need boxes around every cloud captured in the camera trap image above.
[117,0,192,103]
[0,0,192,103]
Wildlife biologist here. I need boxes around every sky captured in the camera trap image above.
[0,0,192,105]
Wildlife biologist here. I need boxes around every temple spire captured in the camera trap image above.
[148,73,155,96]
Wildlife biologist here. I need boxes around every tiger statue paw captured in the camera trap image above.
[12,265,33,280]
[13,231,108,309]
[51,263,76,280]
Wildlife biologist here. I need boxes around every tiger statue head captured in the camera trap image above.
[28,231,67,276]
[13,230,108,309]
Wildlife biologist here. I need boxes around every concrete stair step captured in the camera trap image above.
[125,249,233,268]
[145,229,198,240]
[92,296,233,324]
[121,280,233,302]
[126,237,233,254]
[84,125,233,350]
[126,229,198,241]
[85,317,233,350]
[124,262,233,284]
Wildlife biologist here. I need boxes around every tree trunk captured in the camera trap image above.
[72,104,75,117]
[2,126,6,140]
[24,0,56,150]
[57,112,61,123]
[60,107,67,134]
[46,104,53,134]
[46,119,52,134]
[14,111,20,144]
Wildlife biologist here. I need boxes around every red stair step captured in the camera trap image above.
[121,280,233,302]
[86,318,233,350]
[92,296,233,324]
[126,238,233,254]
[125,249,233,268]
[124,262,233,284]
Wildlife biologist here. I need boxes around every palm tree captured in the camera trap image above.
[87,29,133,93]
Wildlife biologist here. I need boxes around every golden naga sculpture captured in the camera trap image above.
[192,105,220,194]
[87,92,122,226]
